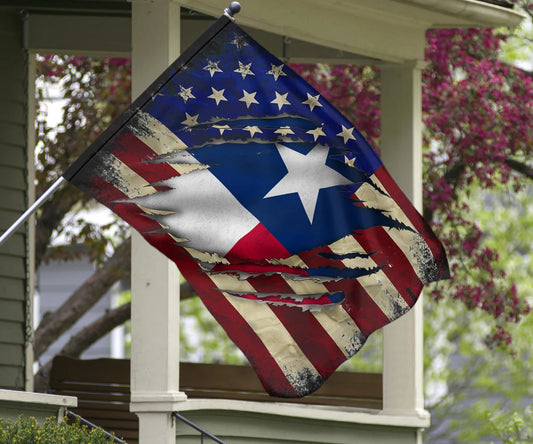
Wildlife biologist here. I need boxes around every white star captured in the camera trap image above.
[243,125,262,138]
[264,144,352,223]
[344,155,356,167]
[239,90,259,109]
[337,125,356,144]
[230,34,249,49]
[271,91,290,111]
[181,113,199,127]
[213,124,231,135]
[178,85,195,102]
[208,87,228,106]
[234,61,254,79]
[274,126,294,136]
[267,63,287,81]
[302,93,322,111]
[306,126,326,141]
[203,60,222,77]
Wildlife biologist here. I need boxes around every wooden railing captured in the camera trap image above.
[49,356,382,444]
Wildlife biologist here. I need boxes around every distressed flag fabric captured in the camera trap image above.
[64,17,449,398]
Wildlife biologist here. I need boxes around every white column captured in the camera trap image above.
[129,2,186,443]
[380,61,428,425]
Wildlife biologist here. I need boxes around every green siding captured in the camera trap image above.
[0,277,25,301]
[0,10,28,390]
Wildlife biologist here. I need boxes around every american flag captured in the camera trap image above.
[65,18,449,397]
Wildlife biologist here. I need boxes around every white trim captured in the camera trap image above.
[177,398,430,429]
[0,389,77,408]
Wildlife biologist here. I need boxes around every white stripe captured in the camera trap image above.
[313,307,364,357]
[130,111,188,155]
[332,235,410,320]
[222,290,321,394]
[355,178,436,283]
[283,263,364,358]
[103,153,155,198]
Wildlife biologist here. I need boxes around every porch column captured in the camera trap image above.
[380,61,428,429]
[129,1,186,443]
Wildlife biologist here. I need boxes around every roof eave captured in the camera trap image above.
[396,0,526,28]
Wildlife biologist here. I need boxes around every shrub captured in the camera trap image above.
[0,415,115,444]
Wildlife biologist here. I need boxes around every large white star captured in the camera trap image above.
[264,144,353,223]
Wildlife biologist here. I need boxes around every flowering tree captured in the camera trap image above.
[293,24,533,349]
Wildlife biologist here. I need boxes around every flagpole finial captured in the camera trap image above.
[224,2,241,20]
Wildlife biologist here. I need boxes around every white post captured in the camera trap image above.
[380,61,429,428]
[129,1,186,443]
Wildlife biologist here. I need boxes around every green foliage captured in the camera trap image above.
[0,416,114,444]
[180,296,246,365]
[488,407,533,444]
[424,184,533,442]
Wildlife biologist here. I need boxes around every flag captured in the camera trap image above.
[64,16,449,398]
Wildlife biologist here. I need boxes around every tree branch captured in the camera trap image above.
[34,237,131,359]
[505,157,533,180]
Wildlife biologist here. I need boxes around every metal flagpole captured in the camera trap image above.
[0,176,66,246]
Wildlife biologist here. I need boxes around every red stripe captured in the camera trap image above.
[374,165,449,280]
[109,130,181,185]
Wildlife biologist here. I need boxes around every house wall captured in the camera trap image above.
[0,10,29,391]
[35,255,119,366]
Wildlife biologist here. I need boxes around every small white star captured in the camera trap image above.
[267,63,287,81]
[178,85,195,102]
[230,34,249,49]
[243,125,262,138]
[337,125,356,144]
[306,126,326,141]
[302,93,322,111]
[274,126,294,136]
[239,90,259,109]
[264,144,353,223]
[213,124,231,135]
[203,60,222,77]
[271,91,291,111]
[344,155,356,167]
[234,61,254,79]
[208,87,228,106]
[181,113,199,127]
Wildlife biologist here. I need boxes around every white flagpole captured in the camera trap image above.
[0,176,66,246]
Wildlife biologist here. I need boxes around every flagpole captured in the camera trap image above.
[0,176,66,246]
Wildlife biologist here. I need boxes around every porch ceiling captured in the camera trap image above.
[3,0,525,63]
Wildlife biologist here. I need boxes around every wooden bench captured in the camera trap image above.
[49,356,382,443]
